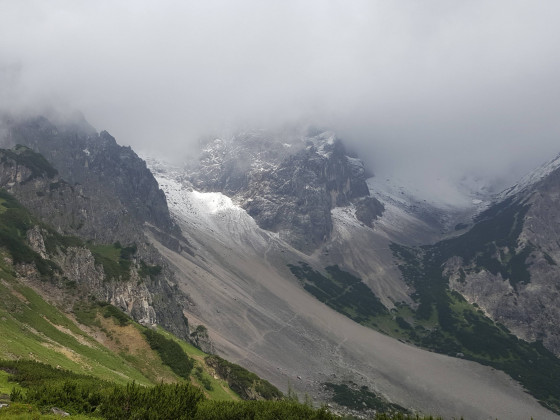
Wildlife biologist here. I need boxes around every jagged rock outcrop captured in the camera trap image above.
[189,130,378,252]
[20,224,190,339]
[1,115,178,243]
[189,324,215,354]
[354,196,385,227]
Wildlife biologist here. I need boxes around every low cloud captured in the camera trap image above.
[1,1,560,189]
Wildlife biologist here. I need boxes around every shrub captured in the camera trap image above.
[99,381,204,420]
[194,400,336,420]
[143,329,194,379]
[205,355,282,400]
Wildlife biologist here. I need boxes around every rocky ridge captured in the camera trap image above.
[1,114,177,243]
[188,129,382,252]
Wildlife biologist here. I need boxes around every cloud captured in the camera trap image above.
[1,0,560,188]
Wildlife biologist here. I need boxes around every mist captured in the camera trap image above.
[2,1,560,191]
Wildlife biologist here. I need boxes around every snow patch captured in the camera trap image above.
[149,158,272,252]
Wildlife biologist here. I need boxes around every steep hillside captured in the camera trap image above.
[0,284,299,417]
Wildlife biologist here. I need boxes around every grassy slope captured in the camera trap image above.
[0,186,236,400]
[0,272,152,386]
[0,276,242,401]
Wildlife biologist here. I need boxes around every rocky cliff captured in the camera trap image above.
[0,131,190,340]
[1,115,177,243]
[189,129,382,252]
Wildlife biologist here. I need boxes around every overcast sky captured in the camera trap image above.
[1,1,560,191]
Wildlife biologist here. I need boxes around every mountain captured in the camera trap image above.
[147,128,560,419]
[442,152,560,356]
[0,115,190,340]
[1,114,179,244]
[187,129,379,252]
[0,116,298,417]
[1,112,559,418]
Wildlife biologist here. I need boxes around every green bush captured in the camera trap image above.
[324,382,406,413]
[139,260,162,279]
[1,360,110,414]
[194,400,336,420]
[143,329,194,379]
[205,355,282,401]
[102,304,131,327]
[99,381,204,420]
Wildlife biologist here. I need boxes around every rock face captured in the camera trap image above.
[443,154,560,356]
[354,196,385,227]
[189,129,379,252]
[189,325,215,354]
[1,115,177,243]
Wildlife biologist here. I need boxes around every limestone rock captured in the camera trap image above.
[189,129,376,252]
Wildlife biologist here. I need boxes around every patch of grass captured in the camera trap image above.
[72,301,101,328]
[101,304,131,327]
[0,370,22,398]
[194,365,213,391]
[139,261,162,279]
